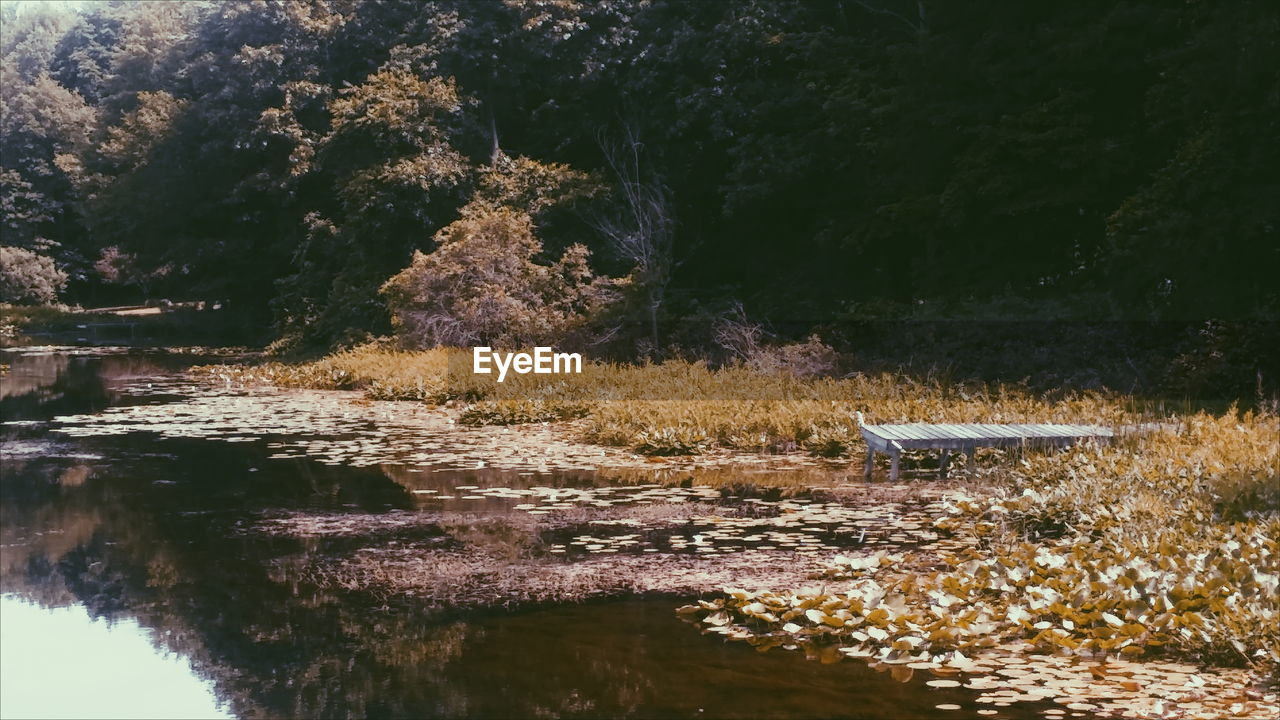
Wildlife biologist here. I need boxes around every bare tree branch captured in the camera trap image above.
[847,0,927,36]
[592,124,675,347]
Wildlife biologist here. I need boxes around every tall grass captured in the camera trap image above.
[196,344,1147,456]
[196,345,453,399]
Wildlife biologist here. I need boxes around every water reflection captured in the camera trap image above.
[0,347,202,421]
[1,347,1043,719]
[0,597,231,720]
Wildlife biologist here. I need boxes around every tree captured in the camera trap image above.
[381,203,619,349]
[0,73,96,277]
[50,6,124,104]
[592,127,673,348]
[1103,1,1279,320]
[0,245,67,303]
[272,68,472,347]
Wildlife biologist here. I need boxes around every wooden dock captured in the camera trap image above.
[860,421,1113,481]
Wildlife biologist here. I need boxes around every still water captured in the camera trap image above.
[0,596,231,719]
[0,347,1040,719]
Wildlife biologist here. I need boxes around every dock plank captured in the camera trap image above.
[868,425,907,441]
[920,425,959,441]
[911,427,953,442]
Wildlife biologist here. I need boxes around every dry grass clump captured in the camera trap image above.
[195,346,455,400]
[457,398,591,425]
[974,412,1280,538]
[476,357,1136,456]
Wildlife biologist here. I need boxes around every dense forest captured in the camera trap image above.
[2,1,1277,388]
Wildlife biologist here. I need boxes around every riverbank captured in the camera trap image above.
[0,302,263,348]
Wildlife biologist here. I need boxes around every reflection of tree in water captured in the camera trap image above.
[1,441,763,718]
[0,459,100,609]
[0,353,72,402]
[0,351,193,419]
[0,446,489,718]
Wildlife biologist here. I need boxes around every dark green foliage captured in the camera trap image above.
[0,0,1273,388]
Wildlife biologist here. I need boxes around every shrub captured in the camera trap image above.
[713,304,840,377]
[381,203,622,350]
[0,246,66,304]
[94,245,171,297]
[1166,320,1280,406]
[747,335,840,378]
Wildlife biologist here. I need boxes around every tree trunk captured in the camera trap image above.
[489,112,501,166]
[648,290,660,348]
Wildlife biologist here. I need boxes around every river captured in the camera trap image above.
[0,345,1050,719]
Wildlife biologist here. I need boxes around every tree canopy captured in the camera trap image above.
[1,0,1275,343]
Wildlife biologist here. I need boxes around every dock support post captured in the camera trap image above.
[966,447,976,474]
[889,450,900,482]
[938,449,950,479]
[863,449,875,481]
